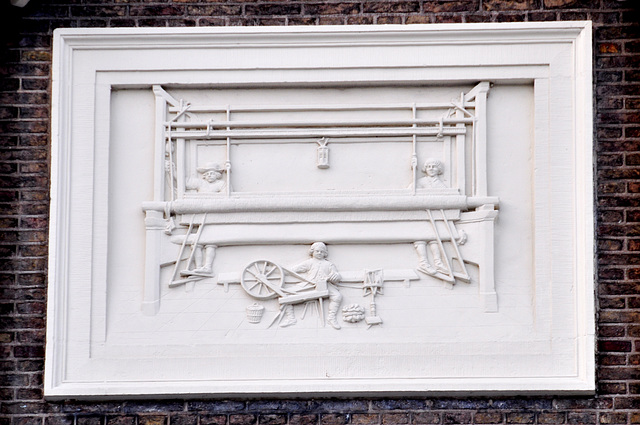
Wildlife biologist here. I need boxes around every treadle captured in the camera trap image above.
[279,290,330,305]
[180,270,213,278]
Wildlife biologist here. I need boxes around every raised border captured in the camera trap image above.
[46,23,594,398]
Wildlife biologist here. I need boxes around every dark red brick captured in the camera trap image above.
[186,5,243,15]
[351,414,379,425]
[544,0,593,7]
[363,2,419,13]
[170,415,197,425]
[423,1,478,13]
[199,416,226,425]
[411,413,440,424]
[347,15,374,24]
[442,413,471,425]
[138,416,167,425]
[44,417,73,425]
[598,210,624,223]
[599,296,625,309]
[107,417,136,425]
[70,6,127,17]
[13,345,45,358]
[130,6,185,16]
[567,412,597,425]
[538,413,566,424]
[599,42,621,54]
[506,413,535,424]
[375,16,403,24]
[473,412,502,424]
[245,4,301,15]
[599,413,627,424]
[613,397,640,410]
[229,416,256,425]
[320,415,346,425]
[405,15,431,24]
[433,14,464,23]
[304,3,361,15]
[257,416,285,425]
[599,340,632,352]
[483,0,536,10]
[381,414,409,425]
[288,416,317,425]
[599,382,627,395]
[598,239,623,251]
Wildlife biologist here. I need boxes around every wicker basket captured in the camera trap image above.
[246,303,265,324]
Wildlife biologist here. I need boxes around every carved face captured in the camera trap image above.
[203,170,221,183]
[425,163,441,177]
[312,248,328,259]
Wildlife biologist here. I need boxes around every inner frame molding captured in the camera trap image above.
[46,23,594,398]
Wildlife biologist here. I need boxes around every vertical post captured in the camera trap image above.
[477,204,499,312]
[152,86,167,202]
[226,105,231,197]
[144,86,170,315]
[472,83,490,197]
[176,100,186,200]
[411,103,417,194]
[456,93,466,195]
[443,134,452,187]
[142,209,164,315]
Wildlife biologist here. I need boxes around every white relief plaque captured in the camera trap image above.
[46,23,594,398]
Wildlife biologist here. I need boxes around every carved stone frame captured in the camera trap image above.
[46,23,594,398]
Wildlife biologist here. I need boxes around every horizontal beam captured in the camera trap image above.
[166,126,467,140]
[168,102,475,114]
[143,195,499,214]
[168,118,474,129]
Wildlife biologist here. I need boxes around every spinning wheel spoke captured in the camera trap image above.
[265,275,278,283]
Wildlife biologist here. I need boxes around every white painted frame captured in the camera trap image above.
[47,23,594,398]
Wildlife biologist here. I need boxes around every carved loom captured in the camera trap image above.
[141,83,499,318]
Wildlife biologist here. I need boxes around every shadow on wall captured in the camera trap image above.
[0,0,29,51]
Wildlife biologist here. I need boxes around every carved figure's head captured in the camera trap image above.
[422,158,444,177]
[309,242,328,259]
[197,162,224,183]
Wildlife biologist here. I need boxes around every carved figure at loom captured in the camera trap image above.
[414,241,447,276]
[280,242,343,329]
[416,158,447,189]
[186,162,227,193]
[413,209,470,287]
[182,242,217,277]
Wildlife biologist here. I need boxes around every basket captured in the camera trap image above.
[246,303,265,324]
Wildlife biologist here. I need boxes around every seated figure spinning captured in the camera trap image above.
[280,242,343,330]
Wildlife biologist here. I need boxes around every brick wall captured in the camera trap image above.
[1,0,639,424]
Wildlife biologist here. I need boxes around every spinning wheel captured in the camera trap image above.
[241,260,284,300]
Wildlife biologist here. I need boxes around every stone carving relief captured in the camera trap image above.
[46,25,593,397]
[141,82,500,329]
